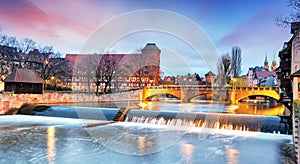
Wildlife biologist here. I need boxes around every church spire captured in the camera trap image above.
[271,54,277,71]
[264,51,269,70]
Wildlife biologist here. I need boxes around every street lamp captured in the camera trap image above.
[232,78,237,90]
[51,76,56,87]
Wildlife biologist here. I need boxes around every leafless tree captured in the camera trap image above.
[231,46,242,78]
[134,48,146,88]
[0,36,19,48]
[18,38,36,53]
[217,53,231,86]
[0,30,7,45]
[275,0,300,28]
[28,49,70,87]
[96,54,123,94]
[74,54,99,92]
[0,29,71,87]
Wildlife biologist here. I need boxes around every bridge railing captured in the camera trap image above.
[144,85,279,91]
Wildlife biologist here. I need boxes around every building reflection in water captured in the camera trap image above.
[235,102,285,116]
[47,126,56,164]
[180,140,194,164]
[226,146,239,164]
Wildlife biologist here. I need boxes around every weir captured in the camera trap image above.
[17,104,119,121]
[119,109,289,134]
[16,103,289,134]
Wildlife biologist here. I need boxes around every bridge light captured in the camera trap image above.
[139,102,147,110]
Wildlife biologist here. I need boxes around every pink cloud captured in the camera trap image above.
[0,0,117,53]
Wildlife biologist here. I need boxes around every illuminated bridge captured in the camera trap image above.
[142,85,280,104]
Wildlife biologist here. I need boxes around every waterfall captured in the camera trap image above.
[124,110,288,134]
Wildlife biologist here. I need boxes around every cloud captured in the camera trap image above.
[218,10,272,46]
[0,0,116,53]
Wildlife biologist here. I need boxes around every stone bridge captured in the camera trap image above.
[142,85,280,104]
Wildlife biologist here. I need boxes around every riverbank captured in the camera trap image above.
[0,90,142,114]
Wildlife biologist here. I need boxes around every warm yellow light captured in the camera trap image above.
[47,126,56,164]
[139,102,147,109]
[51,76,55,80]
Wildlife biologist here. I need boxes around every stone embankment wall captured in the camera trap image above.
[0,90,142,114]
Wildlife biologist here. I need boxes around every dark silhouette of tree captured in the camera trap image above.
[18,38,36,53]
[231,46,242,78]
[0,29,71,88]
[45,52,70,85]
[74,54,99,92]
[96,54,123,94]
[40,52,68,81]
[136,50,146,88]
[0,45,19,79]
[0,35,19,48]
[217,53,231,86]
[276,0,300,28]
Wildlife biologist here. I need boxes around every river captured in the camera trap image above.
[0,99,295,164]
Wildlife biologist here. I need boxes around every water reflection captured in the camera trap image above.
[47,126,56,164]
[235,102,285,116]
[0,116,292,163]
[136,136,154,155]
[137,136,145,155]
[226,146,239,164]
[139,100,286,116]
[180,140,194,164]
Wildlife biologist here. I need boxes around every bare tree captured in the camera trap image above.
[134,49,146,88]
[96,54,123,94]
[231,46,242,78]
[26,49,70,87]
[38,45,53,53]
[18,38,36,53]
[0,36,19,48]
[45,52,70,85]
[74,54,99,92]
[275,0,300,27]
[0,30,7,45]
[217,53,231,86]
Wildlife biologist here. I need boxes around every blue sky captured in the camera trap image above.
[0,0,292,76]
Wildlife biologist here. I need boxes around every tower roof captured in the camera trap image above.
[272,55,276,63]
[264,55,268,63]
[205,71,216,77]
[142,43,161,51]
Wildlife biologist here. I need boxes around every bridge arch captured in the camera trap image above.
[189,92,212,102]
[234,89,280,104]
[145,93,181,101]
[142,86,280,104]
[142,87,182,101]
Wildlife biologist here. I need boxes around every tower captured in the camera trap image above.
[271,55,277,71]
[141,43,161,86]
[264,54,269,70]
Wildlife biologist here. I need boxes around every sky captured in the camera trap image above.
[0,0,293,76]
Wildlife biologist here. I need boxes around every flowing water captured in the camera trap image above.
[0,100,294,163]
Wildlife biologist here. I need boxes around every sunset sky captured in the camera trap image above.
[0,0,293,76]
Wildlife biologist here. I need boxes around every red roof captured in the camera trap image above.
[4,68,44,83]
[255,71,276,79]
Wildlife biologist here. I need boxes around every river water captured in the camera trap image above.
[0,100,294,164]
